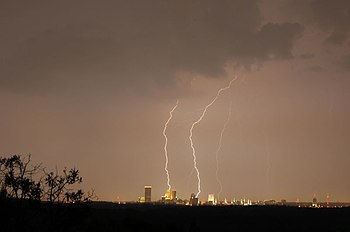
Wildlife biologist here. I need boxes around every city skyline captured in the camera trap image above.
[137,184,341,208]
[1,0,350,202]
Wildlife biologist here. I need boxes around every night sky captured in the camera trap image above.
[1,0,350,202]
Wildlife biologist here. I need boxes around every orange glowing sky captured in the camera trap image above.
[1,0,350,202]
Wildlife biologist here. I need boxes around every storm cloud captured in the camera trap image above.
[283,0,350,45]
[1,0,302,94]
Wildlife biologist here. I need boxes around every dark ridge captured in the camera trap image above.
[1,199,350,232]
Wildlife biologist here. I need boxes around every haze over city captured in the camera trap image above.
[1,0,350,203]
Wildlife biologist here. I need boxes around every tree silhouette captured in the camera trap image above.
[0,154,42,200]
[44,167,88,204]
[0,154,97,231]
[0,154,95,204]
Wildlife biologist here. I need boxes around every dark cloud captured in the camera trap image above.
[1,28,119,94]
[0,0,303,94]
[311,0,350,45]
[284,0,350,45]
[299,53,315,59]
[254,22,303,59]
[339,54,350,71]
[310,65,323,72]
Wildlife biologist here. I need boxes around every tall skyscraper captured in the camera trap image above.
[208,194,215,205]
[171,189,177,201]
[144,186,152,202]
[190,193,198,206]
[165,189,171,200]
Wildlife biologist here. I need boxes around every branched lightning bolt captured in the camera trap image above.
[163,100,179,191]
[215,100,232,201]
[189,76,238,198]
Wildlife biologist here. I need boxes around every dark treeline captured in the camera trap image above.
[2,201,350,232]
[0,154,95,232]
[1,154,350,232]
[0,154,94,204]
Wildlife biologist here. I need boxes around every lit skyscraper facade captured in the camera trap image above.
[208,194,215,205]
[145,186,152,202]
[190,193,198,206]
[171,190,176,201]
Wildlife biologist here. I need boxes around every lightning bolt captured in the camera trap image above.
[215,100,232,201]
[189,76,238,198]
[163,100,179,191]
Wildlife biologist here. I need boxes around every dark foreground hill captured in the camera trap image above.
[1,200,350,232]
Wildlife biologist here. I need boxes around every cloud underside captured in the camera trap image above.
[1,0,303,93]
[284,0,350,45]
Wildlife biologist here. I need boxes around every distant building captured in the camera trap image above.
[312,193,318,207]
[161,195,166,202]
[165,189,171,200]
[190,193,198,206]
[171,189,177,201]
[326,193,330,207]
[264,199,276,205]
[208,194,215,205]
[144,186,152,202]
[296,197,300,207]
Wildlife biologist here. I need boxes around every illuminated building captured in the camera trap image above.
[296,197,301,207]
[190,193,198,206]
[208,194,215,205]
[165,190,171,200]
[162,189,177,202]
[326,193,330,207]
[264,199,276,205]
[138,197,145,203]
[161,189,177,203]
[171,189,177,201]
[312,193,318,207]
[144,186,152,202]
